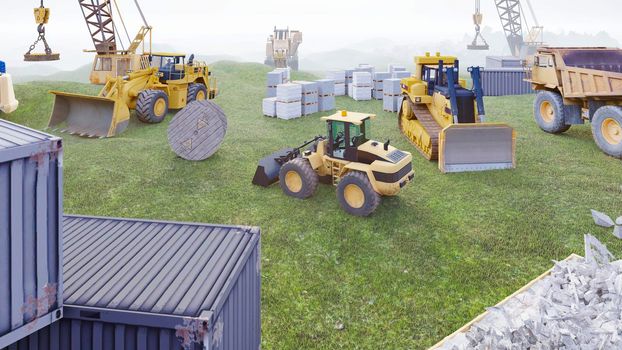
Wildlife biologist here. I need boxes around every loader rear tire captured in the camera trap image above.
[534,91,571,134]
[279,158,319,199]
[187,83,208,103]
[136,90,169,124]
[592,106,622,159]
[337,172,380,217]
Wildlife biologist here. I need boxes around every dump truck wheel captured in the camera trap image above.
[279,158,319,199]
[337,172,381,217]
[188,83,208,103]
[534,91,570,134]
[136,90,169,124]
[592,106,622,159]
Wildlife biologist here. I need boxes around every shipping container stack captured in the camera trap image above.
[276,83,303,120]
[0,120,263,350]
[327,71,346,96]
[372,72,391,100]
[316,79,335,112]
[383,78,402,112]
[351,72,372,101]
[481,56,532,96]
[0,120,64,349]
[294,81,319,116]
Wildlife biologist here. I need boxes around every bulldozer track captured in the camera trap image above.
[399,97,441,161]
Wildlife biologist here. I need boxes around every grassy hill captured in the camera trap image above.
[4,61,622,349]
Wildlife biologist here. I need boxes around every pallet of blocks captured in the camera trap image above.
[383,78,401,112]
[388,64,406,75]
[266,71,285,98]
[373,72,391,100]
[316,79,335,112]
[345,69,354,91]
[263,97,277,117]
[356,64,375,76]
[327,71,346,96]
[392,70,411,79]
[294,81,319,116]
[351,72,372,101]
[276,83,302,120]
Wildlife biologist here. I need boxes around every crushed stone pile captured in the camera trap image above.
[438,209,622,350]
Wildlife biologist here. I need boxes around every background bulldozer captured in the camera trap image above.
[253,111,414,217]
[0,61,19,114]
[49,53,217,138]
[399,53,516,173]
[265,27,302,70]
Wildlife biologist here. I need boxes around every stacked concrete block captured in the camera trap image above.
[262,97,277,117]
[266,71,285,98]
[316,79,335,112]
[345,69,354,85]
[327,71,346,96]
[389,64,406,75]
[372,72,391,100]
[351,72,372,101]
[392,70,411,79]
[356,64,375,77]
[274,67,291,82]
[276,83,302,120]
[383,78,402,112]
[294,81,319,116]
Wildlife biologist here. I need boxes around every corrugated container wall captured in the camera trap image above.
[480,69,533,96]
[2,216,261,350]
[0,120,63,348]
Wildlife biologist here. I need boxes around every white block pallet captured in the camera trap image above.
[277,101,302,120]
[392,71,411,79]
[276,83,302,103]
[302,102,319,116]
[383,78,402,112]
[262,97,277,117]
[373,72,391,100]
[316,79,336,112]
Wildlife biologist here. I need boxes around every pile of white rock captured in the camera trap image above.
[439,209,622,350]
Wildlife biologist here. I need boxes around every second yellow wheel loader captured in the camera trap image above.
[253,111,414,217]
[399,53,516,173]
[48,53,217,138]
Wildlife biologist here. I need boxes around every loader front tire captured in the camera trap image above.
[136,90,169,124]
[337,172,380,217]
[592,106,622,159]
[279,158,319,199]
[188,83,208,103]
[534,91,571,134]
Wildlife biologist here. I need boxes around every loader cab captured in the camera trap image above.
[150,53,186,81]
[322,111,372,161]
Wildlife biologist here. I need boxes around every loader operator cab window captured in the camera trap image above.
[349,120,370,148]
[329,121,347,159]
[151,54,186,81]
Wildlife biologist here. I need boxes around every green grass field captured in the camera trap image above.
[5,62,622,349]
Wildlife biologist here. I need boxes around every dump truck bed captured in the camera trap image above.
[531,47,622,99]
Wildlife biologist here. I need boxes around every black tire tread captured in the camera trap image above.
[136,89,168,124]
[337,171,381,217]
[279,158,319,199]
[591,105,622,159]
[534,90,571,134]
[187,83,208,103]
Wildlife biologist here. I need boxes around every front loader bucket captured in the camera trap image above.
[48,91,130,138]
[439,123,516,173]
[252,148,295,187]
[0,74,19,114]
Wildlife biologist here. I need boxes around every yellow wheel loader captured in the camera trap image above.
[253,111,415,217]
[0,61,19,114]
[399,53,516,173]
[48,53,218,138]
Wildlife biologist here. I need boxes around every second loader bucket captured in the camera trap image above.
[439,123,516,173]
[48,91,130,138]
[252,148,296,187]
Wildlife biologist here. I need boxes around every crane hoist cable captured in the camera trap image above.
[24,0,60,61]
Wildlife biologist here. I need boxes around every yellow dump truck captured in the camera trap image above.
[528,47,622,158]
[49,53,217,138]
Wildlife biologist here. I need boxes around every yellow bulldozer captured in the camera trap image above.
[399,53,516,173]
[253,110,415,216]
[49,53,217,138]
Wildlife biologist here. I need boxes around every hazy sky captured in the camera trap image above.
[2,0,620,69]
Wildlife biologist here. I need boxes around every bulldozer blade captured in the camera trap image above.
[252,148,295,187]
[48,91,130,138]
[439,123,516,173]
[0,74,19,114]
